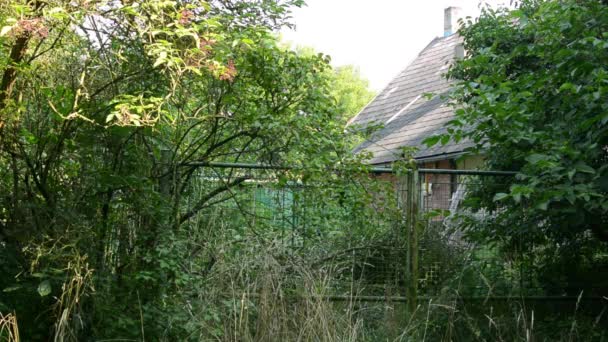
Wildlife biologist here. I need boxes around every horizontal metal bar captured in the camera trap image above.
[369,167,517,176]
[321,295,408,302]
[184,161,516,176]
[452,296,607,301]
[418,168,517,176]
[310,295,605,302]
[185,161,291,170]
[185,161,395,174]
[327,296,606,302]
[369,167,395,174]
[233,294,605,303]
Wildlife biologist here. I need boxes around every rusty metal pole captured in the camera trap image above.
[402,172,411,307]
[412,168,420,313]
[405,168,420,314]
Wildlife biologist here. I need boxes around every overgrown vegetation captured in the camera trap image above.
[427,0,608,299]
[0,0,375,338]
[1,0,607,340]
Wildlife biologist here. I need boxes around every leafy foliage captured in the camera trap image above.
[330,65,376,122]
[425,0,608,297]
[0,0,377,339]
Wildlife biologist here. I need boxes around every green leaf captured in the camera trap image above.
[3,285,21,293]
[567,169,576,180]
[493,193,509,202]
[513,193,522,203]
[153,51,168,68]
[423,135,441,147]
[536,201,549,211]
[575,163,595,174]
[526,153,548,165]
[153,57,165,68]
[187,66,202,76]
[440,135,450,145]
[37,280,51,297]
[559,82,575,92]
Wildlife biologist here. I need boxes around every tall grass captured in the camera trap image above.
[51,254,93,342]
[184,239,367,341]
[0,312,19,342]
[177,236,608,341]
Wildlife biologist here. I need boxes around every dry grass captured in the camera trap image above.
[52,254,93,342]
[178,235,608,342]
[185,238,370,341]
[0,312,19,342]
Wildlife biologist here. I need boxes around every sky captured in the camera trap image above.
[280,0,512,91]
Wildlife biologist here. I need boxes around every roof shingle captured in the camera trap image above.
[350,34,470,165]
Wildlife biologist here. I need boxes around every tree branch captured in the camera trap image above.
[0,34,31,110]
[178,176,248,225]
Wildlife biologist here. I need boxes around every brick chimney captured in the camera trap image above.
[444,6,463,37]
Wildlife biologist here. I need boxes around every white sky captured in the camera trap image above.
[280,0,512,91]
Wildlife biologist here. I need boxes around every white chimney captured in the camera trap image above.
[444,6,463,37]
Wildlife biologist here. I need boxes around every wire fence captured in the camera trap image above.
[416,172,525,298]
[183,163,601,304]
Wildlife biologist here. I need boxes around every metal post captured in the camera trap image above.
[401,172,410,299]
[412,168,420,313]
[405,168,420,314]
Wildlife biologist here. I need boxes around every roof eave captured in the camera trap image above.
[368,149,467,166]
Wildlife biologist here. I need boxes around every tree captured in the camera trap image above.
[290,45,376,122]
[426,0,608,293]
[0,0,363,339]
[330,65,375,122]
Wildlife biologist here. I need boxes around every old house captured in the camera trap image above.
[349,7,482,211]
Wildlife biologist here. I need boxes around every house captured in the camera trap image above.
[349,7,482,211]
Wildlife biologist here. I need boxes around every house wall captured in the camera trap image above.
[456,154,483,170]
[420,159,453,212]
[373,154,483,212]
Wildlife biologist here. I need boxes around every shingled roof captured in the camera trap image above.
[350,33,471,165]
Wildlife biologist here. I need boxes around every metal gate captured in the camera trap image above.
[183,162,595,311]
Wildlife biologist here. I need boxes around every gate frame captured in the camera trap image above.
[184,161,518,314]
